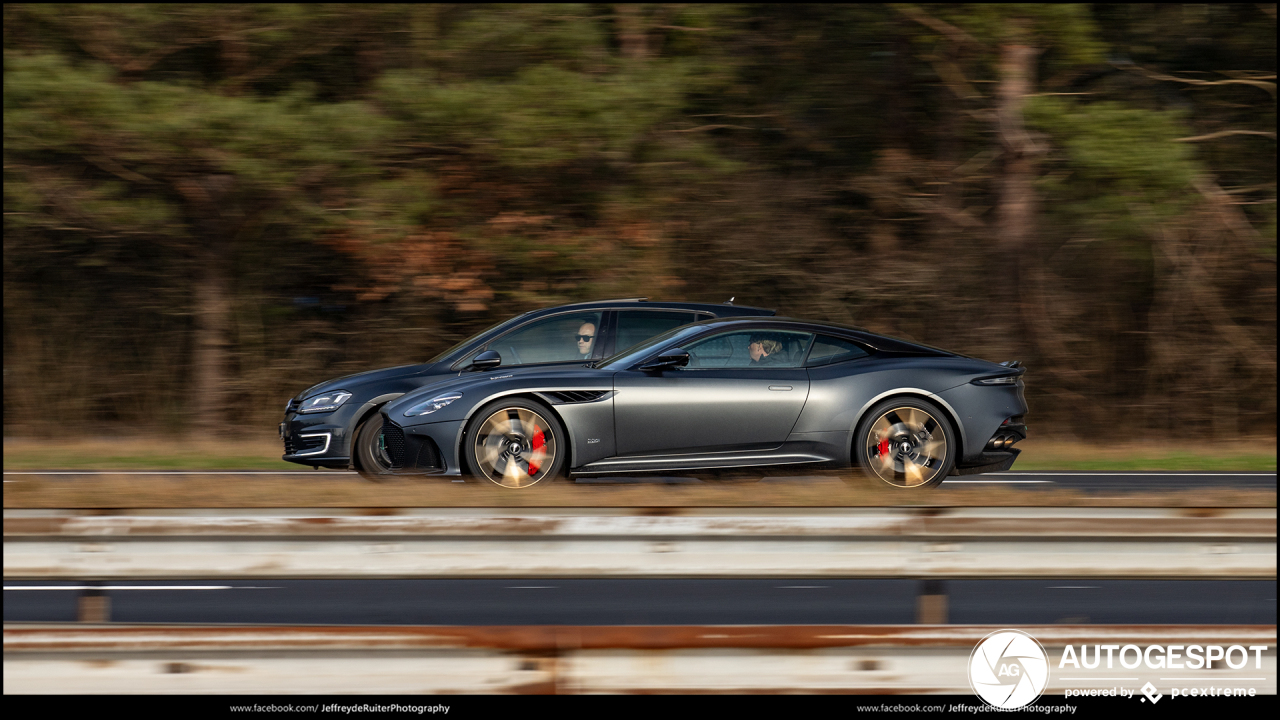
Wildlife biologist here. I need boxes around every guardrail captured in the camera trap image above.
[5,508,1275,579]
[5,624,1275,694]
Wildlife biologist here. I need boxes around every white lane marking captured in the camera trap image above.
[1161,678,1267,681]
[505,586,557,589]
[4,585,281,591]
[1059,678,1139,681]
[943,480,1055,484]
[990,473,1275,477]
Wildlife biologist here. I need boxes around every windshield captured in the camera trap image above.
[426,314,531,364]
[596,324,707,369]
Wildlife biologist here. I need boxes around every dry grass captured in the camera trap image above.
[3,471,1273,511]
[3,434,1273,509]
[3,435,296,471]
[1010,436,1275,472]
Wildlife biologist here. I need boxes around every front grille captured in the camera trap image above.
[547,390,608,403]
[382,417,407,468]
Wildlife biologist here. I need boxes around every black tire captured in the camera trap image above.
[462,397,567,489]
[853,397,956,489]
[352,411,397,482]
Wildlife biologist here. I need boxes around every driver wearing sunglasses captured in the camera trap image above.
[575,320,596,359]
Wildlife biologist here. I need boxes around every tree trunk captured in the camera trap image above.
[995,40,1039,357]
[191,252,232,434]
[615,5,648,61]
[410,5,439,69]
[931,43,965,252]
[176,175,238,435]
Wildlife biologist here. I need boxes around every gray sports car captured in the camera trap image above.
[377,316,1028,489]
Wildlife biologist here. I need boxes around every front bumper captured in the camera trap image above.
[280,416,351,469]
[380,416,465,476]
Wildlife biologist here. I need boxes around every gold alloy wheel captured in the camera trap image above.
[471,406,557,488]
[864,405,948,488]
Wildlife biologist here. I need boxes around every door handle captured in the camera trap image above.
[768,385,793,391]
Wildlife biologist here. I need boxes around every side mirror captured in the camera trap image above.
[639,348,690,372]
[469,350,503,371]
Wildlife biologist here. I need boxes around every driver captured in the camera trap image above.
[576,320,596,359]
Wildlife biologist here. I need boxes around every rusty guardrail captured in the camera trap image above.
[5,624,1275,694]
[5,507,1275,579]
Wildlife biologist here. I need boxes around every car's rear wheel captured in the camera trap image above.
[854,398,955,489]
[463,398,566,489]
[353,411,397,482]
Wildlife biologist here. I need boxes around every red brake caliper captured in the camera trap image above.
[877,438,890,458]
[528,428,545,476]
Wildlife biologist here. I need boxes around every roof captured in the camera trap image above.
[676,315,961,356]
[525,298,776,316]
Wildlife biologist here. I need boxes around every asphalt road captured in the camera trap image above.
[933,472,1277,492]
[4,579,1275,625]
[3,470,1276,492]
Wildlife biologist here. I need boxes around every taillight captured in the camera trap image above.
[972,375,1018,386]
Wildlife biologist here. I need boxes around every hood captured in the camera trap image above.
[383,363,597,418]
[296,363,437,400]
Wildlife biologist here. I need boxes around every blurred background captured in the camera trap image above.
[3,3,1275,441]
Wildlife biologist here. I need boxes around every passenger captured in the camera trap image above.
[576,320,597,360]
[748,335,786,366]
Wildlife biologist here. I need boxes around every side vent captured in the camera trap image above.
[415,437,443,471]
[546,390,609,404]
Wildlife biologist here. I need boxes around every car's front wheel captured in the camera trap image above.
[463,398,566,488]
[353,411,397,482]
[854,398,955,488]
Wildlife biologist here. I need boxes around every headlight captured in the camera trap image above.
[404,392,463,417]
[297,390,353,414]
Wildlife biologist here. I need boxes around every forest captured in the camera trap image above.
[4,4,1275,438]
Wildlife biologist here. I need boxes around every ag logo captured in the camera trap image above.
[969,629,1049,709]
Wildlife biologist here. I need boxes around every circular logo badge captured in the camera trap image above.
[968,629,1049,709]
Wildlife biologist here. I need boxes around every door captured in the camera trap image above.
[613,329,814,455]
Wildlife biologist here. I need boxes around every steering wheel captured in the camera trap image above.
[507,345,523,365]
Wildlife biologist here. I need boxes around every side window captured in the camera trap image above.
[806,335,869,366]
[485,312,603,366]
[614,311,699,354]
[683,330,814,369]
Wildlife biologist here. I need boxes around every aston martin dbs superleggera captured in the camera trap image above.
[376,316,1028,489]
